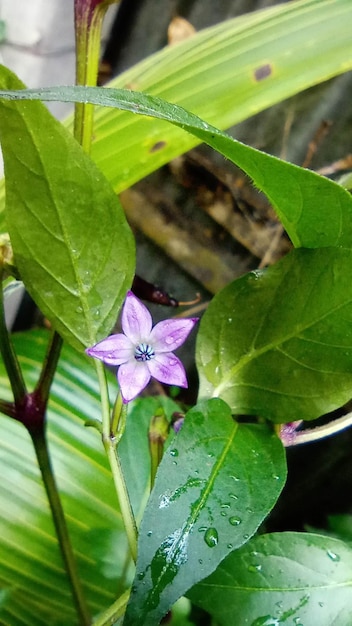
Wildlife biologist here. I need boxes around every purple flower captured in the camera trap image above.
[86,291,198,403]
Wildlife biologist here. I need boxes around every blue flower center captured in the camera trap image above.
[134,343,155,362]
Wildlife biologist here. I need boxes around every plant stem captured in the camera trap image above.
[282,412,352,446]
[104,440,138,563]
[35,330,63,404]
[74,0,119,152]
[30,422,91,626]
[0,274,27,404]
[96,361,138,562]
[92,588,130,626]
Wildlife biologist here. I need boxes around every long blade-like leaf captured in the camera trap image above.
[0,331,124,624]
[0,1,351,224]
[0,80,351,251]
[84,0,352,193]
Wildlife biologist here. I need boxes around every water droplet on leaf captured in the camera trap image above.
[204,527,218,548]
[326,549,340,562]
[248,563,262,573]
[229,516,241,526]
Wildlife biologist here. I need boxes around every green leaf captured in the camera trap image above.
[0,67,135,350]
[124,398,286,626]
[188,532,352,625]
[197,247,352,422]
[119,395,181,521]
[1,81,351,250]
[0,330,131,625]
[90,0,352,191]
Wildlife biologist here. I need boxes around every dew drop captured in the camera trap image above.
[221,503,231,509]
[169,448,179,457]
[327,549,340,562]
[76,305,83,313]
[137,571,145,581]
[220,511,227,517]
[229,516,241,526]
[198,558,203,565]
[248,563,262,573]
[147,530,153,537]
[229,493,238,500]
[204,527,218,548]
[227,543,233,549]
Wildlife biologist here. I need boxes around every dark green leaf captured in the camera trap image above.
[0,67,135,350]
[124,398,286,626]
[197,247,352,422]
[188,532,352,626]
[0,79,352,249]
[119,396,181,520]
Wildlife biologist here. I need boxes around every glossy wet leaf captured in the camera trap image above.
[197,247,352,422]
[188,532,352,625]
[124,398,286,626]
[1,80,351,251]
[0,329,141,625]
[0,68,135,350]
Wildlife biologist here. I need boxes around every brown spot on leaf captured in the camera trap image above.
[254,64,272,81]
[168,16,196,45]
[150,141,167,153]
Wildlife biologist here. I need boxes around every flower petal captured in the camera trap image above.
[121,291,153,343]
[147,352,188,388]
[149,317,199,352]
[118,360,151,403]
[86,334,133,365]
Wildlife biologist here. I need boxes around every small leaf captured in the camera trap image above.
[0,67,135,350]
[188,532,352,626]
[124,398,286,626]
[197,247,352,422]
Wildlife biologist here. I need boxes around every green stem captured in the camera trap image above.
[74,0,119,152]
[92,589,130,626]
[96,362,138,563]
[30,423,91,625]
[0,275,26,404]
[104,440,138,563]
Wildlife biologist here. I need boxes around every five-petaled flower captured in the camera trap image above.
[86,291,199,403]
